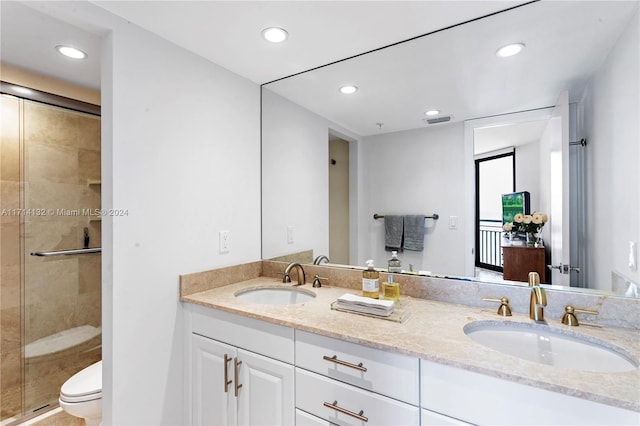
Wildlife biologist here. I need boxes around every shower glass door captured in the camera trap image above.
[0,93,101,422]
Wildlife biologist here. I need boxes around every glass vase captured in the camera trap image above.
[534,231,543,248]
[526,232,536,246]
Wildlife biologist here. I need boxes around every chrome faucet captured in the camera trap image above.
[528,272,547,321]
[283,262,306,286]
[313,255,330,265]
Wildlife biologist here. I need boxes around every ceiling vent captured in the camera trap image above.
[424,115,452,125]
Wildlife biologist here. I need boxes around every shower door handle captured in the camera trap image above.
[31,248,101,256]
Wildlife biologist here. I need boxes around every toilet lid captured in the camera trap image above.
[60,360,102,398]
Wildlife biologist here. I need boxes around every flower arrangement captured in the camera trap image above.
[503,212,548,234]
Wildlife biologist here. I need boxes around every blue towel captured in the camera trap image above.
[384,216,403,251]
[403,215,425,251]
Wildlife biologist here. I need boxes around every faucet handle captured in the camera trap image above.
[312,275,328,288]
[483,297,512,316]
[561,305,599,326]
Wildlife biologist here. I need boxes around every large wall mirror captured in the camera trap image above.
[261,1,639,297]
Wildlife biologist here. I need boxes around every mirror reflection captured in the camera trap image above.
[261,1,639,296]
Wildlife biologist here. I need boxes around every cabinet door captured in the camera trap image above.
[192,334,237,426]
[236,349,294,426]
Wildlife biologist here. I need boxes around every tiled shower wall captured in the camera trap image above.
[0,95,101,421]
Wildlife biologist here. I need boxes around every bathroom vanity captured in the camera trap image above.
[181,267,639,426]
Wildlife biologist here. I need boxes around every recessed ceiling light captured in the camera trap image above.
[12,86,33,96]
[56,45,87,59]
[339,85,358,94]
[425,110,440,116]
[262,27,289,43]
[496,43,525,58]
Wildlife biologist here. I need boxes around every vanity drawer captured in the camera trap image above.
[295,330,419,404]
[296,409,331,426]
[296,368,419,426]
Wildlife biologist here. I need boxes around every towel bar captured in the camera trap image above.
[373,213,439,220]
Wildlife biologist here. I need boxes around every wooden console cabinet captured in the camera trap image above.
[502,246,548,283]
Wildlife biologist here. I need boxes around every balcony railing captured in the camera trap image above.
[479,219,503,270]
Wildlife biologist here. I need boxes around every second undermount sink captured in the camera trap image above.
[464,321,638,373]
[234,286,316,305]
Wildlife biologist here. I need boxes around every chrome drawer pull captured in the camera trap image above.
[323,400,368,422]
[223,354,232,392]
[322,355,367,372]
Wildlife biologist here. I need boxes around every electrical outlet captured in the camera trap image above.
[287,226,294,244]
[219,230,230,253]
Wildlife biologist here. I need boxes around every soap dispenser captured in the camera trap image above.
[383,274,400,302]
[362,260,380,299]
[388,251,402,273]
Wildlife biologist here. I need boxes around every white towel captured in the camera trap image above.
[336,293,395,317]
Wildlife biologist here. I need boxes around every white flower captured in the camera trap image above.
[503,223,513,232]
[523,215,532,224]
[532,213,544,225]
[513,213,524,223]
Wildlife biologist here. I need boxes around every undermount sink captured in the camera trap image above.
[464,321,638,373]
[234,286,316,305]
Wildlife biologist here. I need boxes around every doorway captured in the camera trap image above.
[328,135,349,264]
[475,152,515,272]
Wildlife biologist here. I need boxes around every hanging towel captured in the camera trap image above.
[403,215,425,251]
[384,215,404,251]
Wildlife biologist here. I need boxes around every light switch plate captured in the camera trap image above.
[449,216,458,229]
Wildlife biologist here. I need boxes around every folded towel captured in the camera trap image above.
[336,293,395,317]
[403,215,425,251]
[384,215,404,251]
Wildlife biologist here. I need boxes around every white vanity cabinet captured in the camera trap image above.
[186,305,295,426]
[295,330,420,425]
[421,359,639,425]
[186,303,638,426]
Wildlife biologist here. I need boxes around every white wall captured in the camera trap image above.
[261,89,361,260]
[361,123,466,275]
[515,141,540,210]
[581,6,640,290]
[38,3,261,424]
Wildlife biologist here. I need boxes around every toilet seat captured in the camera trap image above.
[60,391,102,403]
[60,361,102,403]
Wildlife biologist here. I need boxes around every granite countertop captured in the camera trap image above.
[181,277,640,413]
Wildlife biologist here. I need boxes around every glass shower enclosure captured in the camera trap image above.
[0,91,101,423]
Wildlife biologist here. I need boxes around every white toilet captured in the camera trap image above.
[59,360,102,426]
